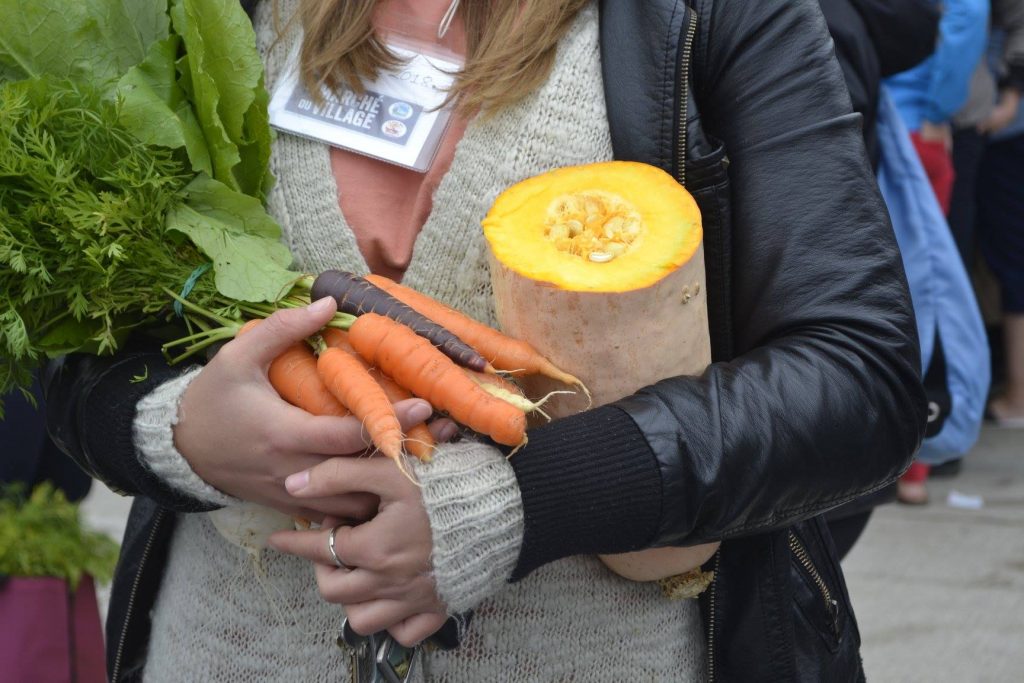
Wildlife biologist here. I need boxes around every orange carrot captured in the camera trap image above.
[348,313,528,448]
[323,328,436,461]
[364,274,583,390]
[237,320,348,417]
[364,371,436,462]
[317,346,405,462]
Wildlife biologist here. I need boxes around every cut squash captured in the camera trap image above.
[484,161,719,586]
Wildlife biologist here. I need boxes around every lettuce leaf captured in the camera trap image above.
[117,34,212,174]
[0,0,168,86]
[171,0,273,200]
[167,175,296,303]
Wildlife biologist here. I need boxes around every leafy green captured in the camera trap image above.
[117,34,213,174]
[0,0,168,87]
[0,483,120,588]
[168,175,297,302]
[0,0,296,405]
[171,0,274,199]
[0,79,217,385]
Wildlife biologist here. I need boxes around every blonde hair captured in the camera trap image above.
[290,0,590,113]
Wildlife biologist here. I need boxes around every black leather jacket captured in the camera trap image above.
[45,0,926,680]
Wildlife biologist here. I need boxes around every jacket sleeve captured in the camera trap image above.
[42,341,221,513]
[922,0,991,123]
[633,0,927,543]
[505,0,928,579]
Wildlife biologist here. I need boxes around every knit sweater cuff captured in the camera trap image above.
[412,442,524,614]
[133,367,237,508]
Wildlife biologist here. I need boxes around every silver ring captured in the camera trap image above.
[327,525,348,570]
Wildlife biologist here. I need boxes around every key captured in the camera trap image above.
[376,636,420,683]
[338,618,385,683]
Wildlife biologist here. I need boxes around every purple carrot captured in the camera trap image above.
[311,270,491,373]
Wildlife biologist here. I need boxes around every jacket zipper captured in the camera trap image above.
[676,8,698,187]
[674,7,712,679]
[788,531,840,638]
[110,508,168,682]
[705,549,720,682]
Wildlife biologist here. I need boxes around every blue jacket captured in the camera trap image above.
[886,0,990,129]
[877,88,990,463]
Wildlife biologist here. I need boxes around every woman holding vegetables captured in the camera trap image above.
[45,0,925,680]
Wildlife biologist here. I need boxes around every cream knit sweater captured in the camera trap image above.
[134,3,705,681]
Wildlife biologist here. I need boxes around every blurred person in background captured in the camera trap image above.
[1,379,91,501]
[886,0,990,214]
[977,27,1024,427]
[932,2,1024,478]
[948,0,1024,266]
[885,0,991,503]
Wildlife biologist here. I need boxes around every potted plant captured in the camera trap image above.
[0,483,119,682]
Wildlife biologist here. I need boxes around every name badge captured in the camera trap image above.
[269,45,459,172]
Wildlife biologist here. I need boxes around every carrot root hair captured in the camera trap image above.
[505,434,528,459]
[537,359,591,407]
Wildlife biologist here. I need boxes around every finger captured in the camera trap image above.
[269,522,382,570]
[230,298,337,366]
[285,412,374,455]
[427,417,458,443]
[313,564,435,604]
[334,520,430,572]
[388,612,448,647]
[392,398,436,432]
[284,400,433,456]
[285,455,408,499]
[313,564,376,604]
[272,518,423,572]
[269,524,355,568]
[295,492,380,522]
[345,600,437,638]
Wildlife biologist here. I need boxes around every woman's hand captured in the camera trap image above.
[173,298,435,522]
[918,120,953,153]
[268,455,448,646]
[978,89,1021,135]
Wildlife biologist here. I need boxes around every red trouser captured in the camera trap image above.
[910,131,955,215]
[901,460,931,483]
[901,130,953,488]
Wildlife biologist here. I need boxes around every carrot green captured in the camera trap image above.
[0,0,299,410]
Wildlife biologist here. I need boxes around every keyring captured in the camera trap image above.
[328,524,349,570]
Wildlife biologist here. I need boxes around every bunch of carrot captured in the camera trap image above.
[220,271,585,470]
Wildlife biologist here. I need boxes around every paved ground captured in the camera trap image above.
[81,425,1024,679]
[844,426,1024,682]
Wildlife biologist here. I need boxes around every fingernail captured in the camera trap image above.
[439,422,459,443]
[308,297,334,314]
[285,470,309,493]
[409,401,433,424]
